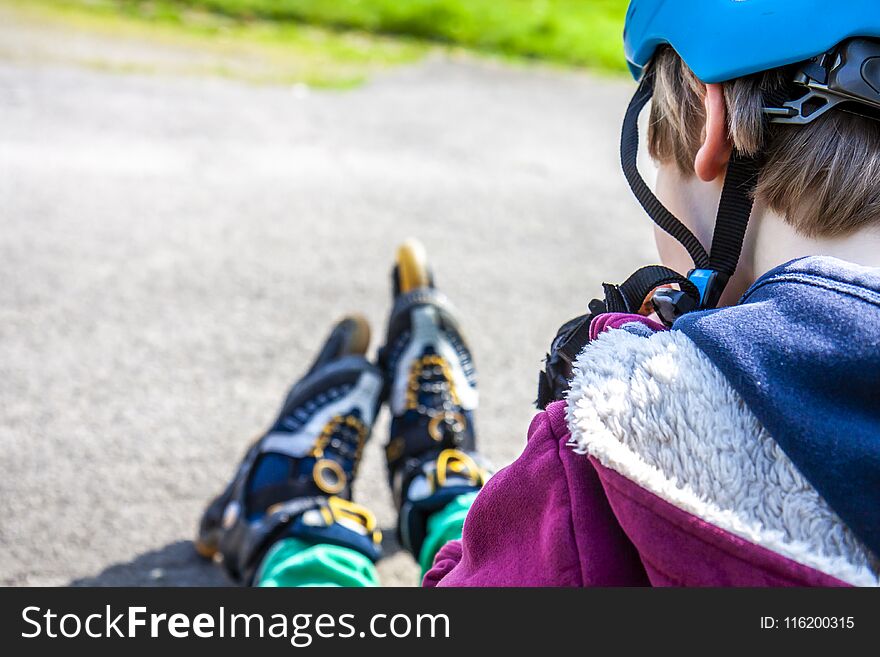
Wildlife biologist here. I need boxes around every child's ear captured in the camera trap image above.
[694,83,733,182]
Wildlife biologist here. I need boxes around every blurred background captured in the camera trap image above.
[0,0,656,586]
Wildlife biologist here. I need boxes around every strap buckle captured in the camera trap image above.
[687,269,729,310]
[765,39,880,126]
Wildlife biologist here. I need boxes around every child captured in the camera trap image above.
[199,0,880,587]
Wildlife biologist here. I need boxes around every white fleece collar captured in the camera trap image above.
[565,326,879,587]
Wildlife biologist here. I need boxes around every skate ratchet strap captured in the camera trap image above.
[267,495,383,563]
[220,493,384,583]
[432,449,486,491]
[397,449,489,559]
[398,448,488,503]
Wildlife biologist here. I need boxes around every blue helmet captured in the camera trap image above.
[624,0,880,83]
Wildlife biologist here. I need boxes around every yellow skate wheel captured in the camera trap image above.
[193,538,218,560]
[396,239,430,293]
[339,313,371,357]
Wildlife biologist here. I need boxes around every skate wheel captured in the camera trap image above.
[309,314,372,373]
[339,314,371,357]
[396,239,431,293]
[194,539,218,560]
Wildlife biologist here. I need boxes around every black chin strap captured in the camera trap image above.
[621,73,710,270]
[617,71,765,313]
[537,71,782,408]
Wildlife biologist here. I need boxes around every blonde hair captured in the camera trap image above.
[647,46,880,238]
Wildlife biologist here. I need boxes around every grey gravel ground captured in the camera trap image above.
[0,31,656,586]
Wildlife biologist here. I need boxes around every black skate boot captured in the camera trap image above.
[196,315,384,583]
[378,240,490,561]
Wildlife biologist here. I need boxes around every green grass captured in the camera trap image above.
[0,0,428,87]
[69,0,631,73]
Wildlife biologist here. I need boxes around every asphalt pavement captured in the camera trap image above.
[0,34,656,585]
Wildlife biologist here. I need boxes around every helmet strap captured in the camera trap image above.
[619,71,765,311]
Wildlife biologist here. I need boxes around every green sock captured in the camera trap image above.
[417,491,479,577]
[255,538,380,588]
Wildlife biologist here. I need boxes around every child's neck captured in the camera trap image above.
[752,211,880,280]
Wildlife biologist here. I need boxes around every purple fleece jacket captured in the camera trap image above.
[423,309,853,588]
[424,400,848,587]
